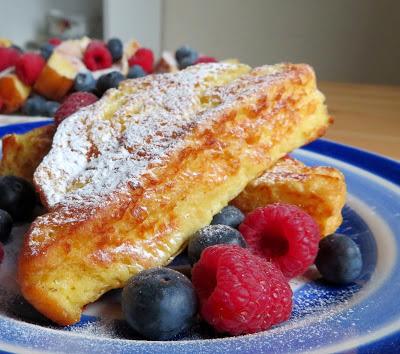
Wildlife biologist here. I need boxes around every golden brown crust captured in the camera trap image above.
[19,63,331,325]
[0,125,55,182]
[1,123,344,236]
[231,156,346,236]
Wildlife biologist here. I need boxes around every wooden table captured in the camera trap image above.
[319,82,400,160]
[1,82,399,160]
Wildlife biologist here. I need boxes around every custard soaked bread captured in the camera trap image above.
[0,127,345,235]
[19,63,331,325]
[2,127,345,235]
[231,156,346,236]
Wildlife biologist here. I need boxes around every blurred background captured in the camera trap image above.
[0,0,399,158]
[1,0,399,84]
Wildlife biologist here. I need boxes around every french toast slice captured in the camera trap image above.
[0,125,345,236]
[231,156,346,236]
[19,63,331,325]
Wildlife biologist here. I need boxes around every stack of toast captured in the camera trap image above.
[0,62,345,325]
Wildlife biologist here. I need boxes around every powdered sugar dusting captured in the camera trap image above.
[34,63,301,212]
[34,63,251,209]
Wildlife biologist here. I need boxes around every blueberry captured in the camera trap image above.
[0,176,36,222]
[39,43,54,60]
[175,45,198,63]
[22,96,47,116]
[96,71,125,96]
[107,38,123,62]
[0,209,12,243]
[122,267,198,340]
[188,224,247,265]
[127,65,146,79]
[315,234,363,285]
[44,100,60,117]
[74,72,96,92]
[211,205,245,228]
[11,44,23,53]
[178,52,198,70]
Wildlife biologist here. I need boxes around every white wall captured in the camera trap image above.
[0,0,162,56]
[163,0,400,84]
[0,0,398,84]
[0,0,103,46]
[103,0,162,56]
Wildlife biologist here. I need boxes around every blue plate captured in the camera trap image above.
[0,121,399,354]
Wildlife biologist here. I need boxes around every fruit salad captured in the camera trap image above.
[0,37,216,118]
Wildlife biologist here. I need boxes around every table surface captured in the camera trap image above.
[0,81,399,160]
[319,81,399,160]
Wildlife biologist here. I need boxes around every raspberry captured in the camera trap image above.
[192,245,292,335]
[239,203,320,279]
[83,41,113,71]
[0,47,21,71]
[195,56,218,64]
[15,53,45,85]
[48,37,62,46]
[128,48,154,74]
[54,92,98,125]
